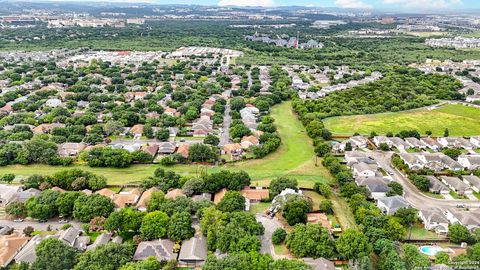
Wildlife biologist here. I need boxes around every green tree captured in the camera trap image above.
[204,135,220,146]
[26,190,60,220]
[314,142,331,157]
[269,177,298,198]
[5,201,27,218]
[140,211,169,240]
[56,191,84,218]
[402,244,431,270]
[336,229,372,260]
[435,251,450,265]
[167,211,194,241]
[188,143,215,162]
[448,224,473,244]
[272,228,286,245]
[119,257,161,270]
[31,238,77,270]
[217,191,246,212]
[286,223,335,258]
[73,194,114,222]
[282,198,311,226]
[74,243,134,270]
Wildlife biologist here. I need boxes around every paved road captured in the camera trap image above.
[0,219,82,231]
[370,151,480,210]
[219,104,231,146]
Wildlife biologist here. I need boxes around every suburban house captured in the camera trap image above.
[420,137,442,151]
[141,144,159,157]
[136,187,159,211]
[418,209,449,234]
[405,137,426,149]
[303,257,335,270]
[192,193,212,202]
[352,162,378,177]
[113,188,142,208]
[424,176,449,195]
[388,137,409,151]
[165,189,186,200]
[58,227,90,251]
[157,142,177,155]
[400,153,463,171]
[0,234,30,268]
[471,137,480,148]
[222,143,243,159]
[377,195,411,215]
[444,209,480,231]
[0,185,22,206]
[134,239,176,262]
[240,187,269,203]
[178,235,208,267]
[176,144,190,159]
[129,124,144,138]
[437,137,474,150]
[458,155,480,170]
[373,136,389,148]
[440,176,472,196]
[349,135,369,149]
[86,233,112,251]
[57,142,87,157]
[32,123,65,135]
[462,175,480,192]
[344,151,368,164]
[241,135,259,149]
[355,177,390,200]
[214,188,228,204]
[14,235,44,265]
[12,188,41,203]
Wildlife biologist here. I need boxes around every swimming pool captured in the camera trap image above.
[419,246,443,256]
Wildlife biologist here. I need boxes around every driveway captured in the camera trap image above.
[256,214,283,258]
[369,151,480,210]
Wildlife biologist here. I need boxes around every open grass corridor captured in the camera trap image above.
[1,101,332,188]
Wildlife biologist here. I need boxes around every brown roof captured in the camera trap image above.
[113,188,141,208]
[240,187,269,201]
[32,123,65,135]
[129,124,144,135]
[136,187,159,210]
[223,143,242,154]
[214,188,227,204]
[241,135,259,145]
[176,144,189,158]
[141,145,159,156]
[0,234,30,267]
[51,186,66,193]
[96,188,116,199]
[165,189,186,200]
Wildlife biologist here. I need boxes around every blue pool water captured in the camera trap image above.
[419,246,443,256]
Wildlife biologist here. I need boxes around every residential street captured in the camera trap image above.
[219,104,231,146]
[0,219,82,231]
[370,151,480,210]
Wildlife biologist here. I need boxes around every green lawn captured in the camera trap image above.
[1,102,332,186]
[324,104,480,136]
[406,226,446,241]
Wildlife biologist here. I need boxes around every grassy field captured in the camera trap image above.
[324,104,480,136]
[1,102,332,187]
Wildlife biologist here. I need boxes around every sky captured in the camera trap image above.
[122,0,480,11]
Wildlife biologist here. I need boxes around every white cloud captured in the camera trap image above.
[218,0,275,7]
[335,0,372,9]
[382,0,462,8]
